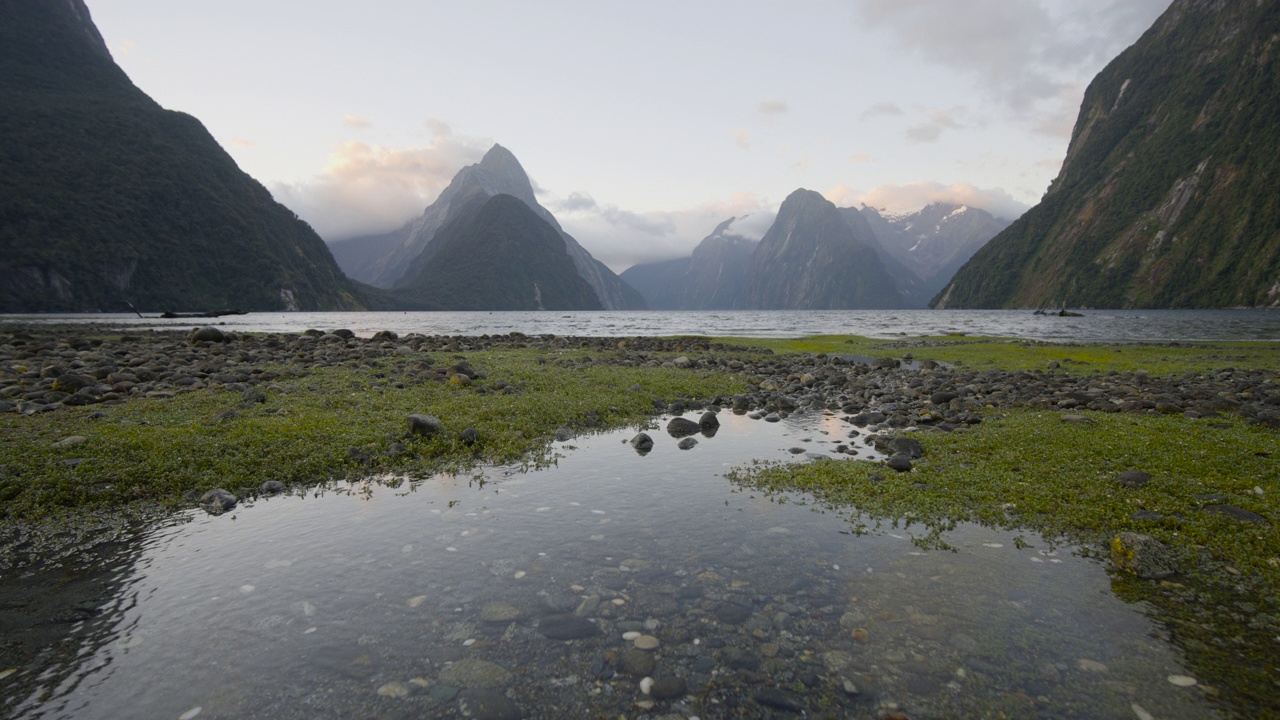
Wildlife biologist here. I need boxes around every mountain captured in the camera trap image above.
[934,0,1280,309]
[619,215,761,310]
[855,204,1009,302]
[0,0,362,312]
[330,145,647,310]
[749,190,900,309]
[394,192,601,310]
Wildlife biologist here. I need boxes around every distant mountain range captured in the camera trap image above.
[330,145,646,311]
[622,196,1007,310]
[935,0,1280,309]
[0,0,362,312]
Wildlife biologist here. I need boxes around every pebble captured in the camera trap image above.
[633,634,660,650]
[1076,659,1108,673]
[1167,674,1197,687]
[377,681,411,698]
[178,708,202,720]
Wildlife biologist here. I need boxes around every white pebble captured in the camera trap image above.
[445,547,458,552]
[536,507,552,512]
[304,627,317,634]
[1131,703,1155,720]
[622,631,641,641]
[612,598,626,606]
[1167,674,1197,687]
[0,668,15,681]
[982,543,1003,548]
[408,595,427,608]
[239,585,255,594]
[832,564,840,570]
[591,510,606,515]
[178,707,202,720]
[639,677,654,695]
[462,638,475,647]
[514,571,526,579]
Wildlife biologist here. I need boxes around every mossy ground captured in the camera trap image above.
[0,347,744,522]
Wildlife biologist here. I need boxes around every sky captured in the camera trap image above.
[88,0,1172,272]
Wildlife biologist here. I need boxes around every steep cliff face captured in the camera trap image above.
[0,0,362,312]
[331,145,646,310]
[394,193,601,311]
[620,216,760,310]
[749,190,900,309]
[935,0,1280,309]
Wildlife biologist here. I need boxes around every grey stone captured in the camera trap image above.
[630,433,654,452]
[538,613,599,640]
[1110,532,1177,579]
[199,488,237,514]
[1202,504,1269,525]
[617,649,655,677]
[458,689,522,720]
[259,480,286,495]
[190,327,227,343]
[666,417,701,437]
[408,414,444,437]
[438,658,513,688]
[650,676,687,700]
[460,428,480,446]
[885,453,913,472]
[699,411,720,431]
[754,687,803,712]
[677,437,698,450]
[1115,470,1152,488]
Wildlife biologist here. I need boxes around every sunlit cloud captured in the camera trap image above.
[730,129,752,150]
[859,101,904,120]
[833,180,1030,221]
[229,137,256,148]
[271,120,491,241]
[114,39,136,57]
[342,114,372,129]
[757,99,789,116]
[849,152,873,163]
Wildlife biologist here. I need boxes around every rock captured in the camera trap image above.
[538,613,599,640]
[754,687,803,712]
[930,391,957,405]
[722,648,760,670]
[458,689,522,720]
[1202,504,1269,525]
[407,414,444,437]
[190,327,227,343]
[763,412,781,423]
[633,634,660,650]
[460,428,480,446]
[1060,414,1094,423]
[630,433,654,452]
[673,356,693,368]
[51,374,93,393]
[242,388,266,404]
[617,649,655,677]
[259,480,286,495]
[677,437,697,450]
[331,329,355,339]
[479,601,523,623]
[699,411,720,431]
[554,427,573,442]
[51,435,87,449]
[884,436,924,458]
[714,601,752,625]
[885,453,912,472]
[1114,470,1152,488]
[666,417,701,437]
[1110,532,1177,579]
[438,658,513,688]
[650,676,687,700]
[199,489,237,514]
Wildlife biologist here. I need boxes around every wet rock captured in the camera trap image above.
[407,414,444,437]
[677,437,698,450]
[722,647,760,671]
[1110,532,1177,579]
[754,687,803,712]
[763,412,781,423]
[458,689,522,720]
[630,433,654,452]
[260,480,287,495]
[650,676,687,700]
[460,428,481,446]
[51,435,87,449]
[882,437,924,458]
[199,488,237,514]
[885,453,912,472]
[1202,504,1269,525]
[699,411,720,431]
[538,613,600,640]
[1115,470,1152,488]
[479,601,523,623]
[438,658,513,688]
[190,327,227,343]
[713,601,752,625]
[617,649,655,677]
[666,417,701,437]
[554,427,573,442]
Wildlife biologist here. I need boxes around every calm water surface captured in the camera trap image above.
[2,411,1221,719]
[5,308,1279,342]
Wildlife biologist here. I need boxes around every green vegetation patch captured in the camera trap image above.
[719,334,1280,374]
[0,348,745,522]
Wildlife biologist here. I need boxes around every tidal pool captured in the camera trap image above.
[2,410,1223,719]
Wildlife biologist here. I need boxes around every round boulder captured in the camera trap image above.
[630,432,654,453]
[199,488,238,514]
[190,327,227,343]
[666,417,701,437]
[407,414,444,437]
[885,453,913,472]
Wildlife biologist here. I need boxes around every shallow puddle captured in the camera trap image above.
[2,411,1223,719]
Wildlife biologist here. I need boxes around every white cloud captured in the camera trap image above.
[229,137,256,148]
[730,128,752,149]
[342,114,372,129]
[722,212,776,242]
[849,152,873,164]
[555,192,775,272]
[834,180,1030,221]
[851,0,1171,135]
[271,120,490,241]
[757,99,789,116]
[906,106,967,143]
[860,101,904,120]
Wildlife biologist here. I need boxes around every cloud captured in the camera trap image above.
[906,106,967,143]
[859,102,904,120]
[731,129,752,149]
[553,192,776,272]
[115,39,136,57]
[342,114,372,129]
[271,121,491,241]
[836,180,1031,221]
[229,137,256,148]
[850,0,1171,133]
[757,100,789,116]
[849,152,872,164]
[553,192,598,212]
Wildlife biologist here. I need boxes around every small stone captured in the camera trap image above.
[633,634,660,651]
[666,417,701,437]
[1167,674,1197,687]
[885,453,912,472]
[699,411,720,431]
[1115,470,1152,488]
[438,658,513,688]
[407,414,444,437]
[714,601,752,625]
[51,436,87,449]
[198,489,237,514]
[190,327,227,343]
[754,687,803,712]
[458,688,522,720]
[629,433,654,452]
[617,649,655,677]
[479,602,523,623]
[554,427,573,442]
[1060,414,1094,423]
[1202,504,1269,525]
[538,614,599,640]
[650,676,687,700]
[460,428,481,446]
[260,480,286,495]
[377,681,412,698]
[677,437,698,450]
[1076,659,1108,673]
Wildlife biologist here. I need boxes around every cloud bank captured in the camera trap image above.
[270,120,490,241]
[827,181,1029,221]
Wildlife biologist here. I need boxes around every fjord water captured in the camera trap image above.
[6,308,1280,341]
[3,411,1219,719]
